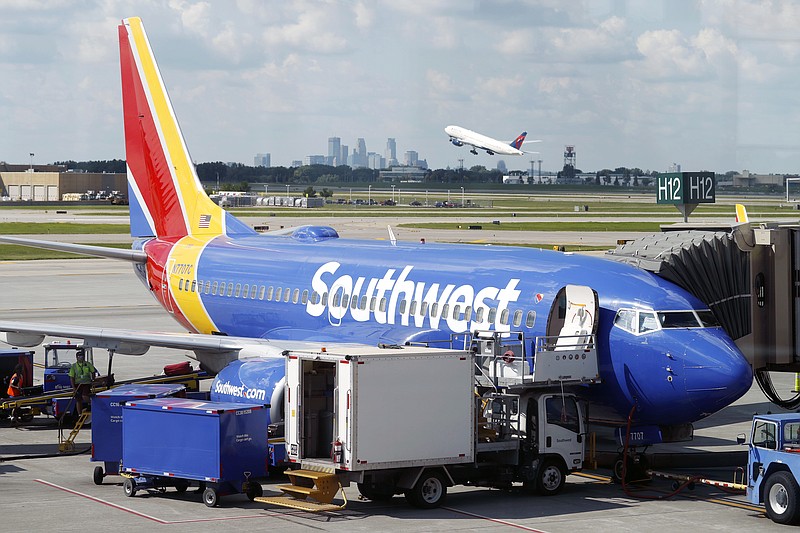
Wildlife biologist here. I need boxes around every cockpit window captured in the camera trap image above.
[614,308,715,335]
[696,310,720,327]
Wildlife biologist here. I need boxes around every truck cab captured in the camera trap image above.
[746,413,800,524]
[44,343,95,418]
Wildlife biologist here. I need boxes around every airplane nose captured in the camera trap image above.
[682,329,753,418]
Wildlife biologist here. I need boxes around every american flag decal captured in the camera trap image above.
[198,214,211,228]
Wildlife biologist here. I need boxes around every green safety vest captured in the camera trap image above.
[70,361,95,385]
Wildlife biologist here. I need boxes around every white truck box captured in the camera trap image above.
[285,345,474,472]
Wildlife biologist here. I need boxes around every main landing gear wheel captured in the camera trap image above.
[93,466,105,485]
[765,471,800,525]
[123,478,137,497]
[405,471,447,509]
[203,487,219,507]
[537,459,566,496]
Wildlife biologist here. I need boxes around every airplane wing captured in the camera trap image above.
[0,320,293,373]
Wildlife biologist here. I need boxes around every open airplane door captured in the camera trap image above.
[545,285,598,349]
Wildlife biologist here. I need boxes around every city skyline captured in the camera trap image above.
[1,2,799,175]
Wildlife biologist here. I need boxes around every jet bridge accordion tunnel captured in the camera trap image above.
[607,223,800,409]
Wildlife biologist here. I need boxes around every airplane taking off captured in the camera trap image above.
[444,125,540,156]
[0,18,752,458]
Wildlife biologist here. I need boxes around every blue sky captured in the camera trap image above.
[1,0,799,174]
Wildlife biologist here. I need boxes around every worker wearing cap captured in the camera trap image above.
[69,349,97,414]
[7,363,25,425]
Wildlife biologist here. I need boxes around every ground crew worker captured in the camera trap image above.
[7,363,24,424]
[69,349,97,414]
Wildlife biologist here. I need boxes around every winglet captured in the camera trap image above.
[510,131,527,150]
[735,204,749,223]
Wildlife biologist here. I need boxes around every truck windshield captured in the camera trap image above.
[753,419,778,450]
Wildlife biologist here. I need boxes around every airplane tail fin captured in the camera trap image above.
[509,131,527,150]
[735,204,749,223]
[118,17,255,239]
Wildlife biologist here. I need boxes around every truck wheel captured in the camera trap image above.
[123,478,137,497]
[203,487,219,507]
[358,482,395,502]
[93,466,105,485]
[405,471,447,509]
[765,471,800,525]
[537,459,566,496]
[175,479,189,493]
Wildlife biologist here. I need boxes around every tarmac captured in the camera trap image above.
[0,205,797,531]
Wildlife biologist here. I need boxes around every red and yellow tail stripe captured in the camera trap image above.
[119,17,225,238]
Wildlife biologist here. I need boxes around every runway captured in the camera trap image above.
[0,258,788,532]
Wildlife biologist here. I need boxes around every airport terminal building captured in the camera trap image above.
[0,165,126,201]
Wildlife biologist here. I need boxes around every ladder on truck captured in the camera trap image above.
[255,466,347,512]
[59,410,90,453]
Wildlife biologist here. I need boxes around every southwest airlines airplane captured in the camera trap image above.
[0,18,752,450]
[445,125,539,156]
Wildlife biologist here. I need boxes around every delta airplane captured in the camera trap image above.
[444,125,539,156]
[0,18,752,456]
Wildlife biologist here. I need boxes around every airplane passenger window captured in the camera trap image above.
[191,280,196,292]
[526,311,535,328]
[658,311,701,328]
[420,301,429,316]
[242,284,249,298]
[696,310,720,327]
[251,286,258,299]
[513,309,523,327]
[431,303,439,318]
[350,294,358,308]
[293,288,299,304]
[500,309,509,325]
[464,306,472,321]
[476,307,485,323]
[341,294,349,308]
[638,312,659,333]
[379,298,387,312]
[212,281,218,295]
[488,308,497,323]
[178,279,184,291]
[275,287,283,301]
[235,284,242,298]
[311,291,319,304]
[442,304,450,320]
[302,290,309,304]
[322,292,328,305]
[399,300,407,314]
[614,309,636,333]
[370,297,376,311]
[267,286,274,300]
[259,286,265,300]
[205,281,211,294]
[332,292,340,307]
[283,288,291,302]
[225,283,233,297]
[360,296,367,310]
[409,301,417,315]
[453,305,461,319]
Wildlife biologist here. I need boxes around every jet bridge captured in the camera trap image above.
[606,222,800,408]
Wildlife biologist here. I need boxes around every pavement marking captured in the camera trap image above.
[35,479,274,524]
[443,506,550,532]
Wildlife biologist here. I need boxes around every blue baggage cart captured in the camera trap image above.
[121,398,269,506]
[91,384,186,484]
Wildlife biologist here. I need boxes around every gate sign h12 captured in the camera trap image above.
[657,172,716,205]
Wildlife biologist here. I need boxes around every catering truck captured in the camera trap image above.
[260,331,598,510]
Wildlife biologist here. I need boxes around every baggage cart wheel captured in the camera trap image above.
[203,487,219,507]
[175,479,189,493]
[405,470,447,509]
[123,478,137,497]
[93,466,105,486]
[245,482,263,501]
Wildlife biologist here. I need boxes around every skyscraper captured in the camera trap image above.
[254,153,271,167]
[385,138,397,166]
[404,150,419,167]
[327,137,341,166]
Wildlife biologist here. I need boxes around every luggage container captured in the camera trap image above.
[121,398,269,506]
[91,384,186,484]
